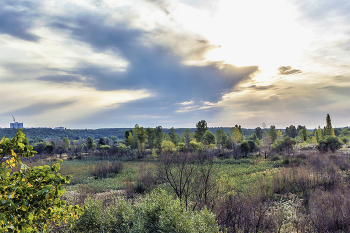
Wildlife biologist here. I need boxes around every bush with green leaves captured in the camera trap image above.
[273,136,296,155]
[0,129,84,232]
[73,189,221,233]
[316,136,342,153]
[161,140,175,152]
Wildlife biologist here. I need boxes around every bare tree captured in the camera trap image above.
[157,152,217,210]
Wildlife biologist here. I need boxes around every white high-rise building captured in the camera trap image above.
[10,122,23,129]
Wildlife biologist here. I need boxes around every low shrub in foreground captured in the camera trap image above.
[72,189,221,233]
[91,161,123,179]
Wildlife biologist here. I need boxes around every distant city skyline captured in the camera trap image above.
[0,0,349,129]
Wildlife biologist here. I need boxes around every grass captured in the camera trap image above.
[25,155,280,194]
[213,157,280,193]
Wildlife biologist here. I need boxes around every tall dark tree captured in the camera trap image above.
[269,125,277,144]
[98,137,106,145]
[146,127,156,148]
[285,126,290,137]
[254,127,263,140]
[124,129,133,139]
[155,126,165,149]
[301,126,308,141]
[297,125,304,134]
[195,120,208,142]
[325,114,334,136]
[169,127,178,145]
[288,125,297,138]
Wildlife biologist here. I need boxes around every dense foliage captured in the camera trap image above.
[0,130,84,232]
[73,189,220,233]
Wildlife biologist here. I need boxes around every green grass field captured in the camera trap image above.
[25,155,281,194]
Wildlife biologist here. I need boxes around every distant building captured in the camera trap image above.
[10,122,23,129]
[54,127,65,130]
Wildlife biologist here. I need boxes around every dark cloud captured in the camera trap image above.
[1,101,75,117]
[278,66,302,75]
[248,85,276,91]
[37,75,83,83]
[333,75,350,82]
[146,0,170,15]
[48,17,258,104]
[0,0,40,41]
[317,86,350,96]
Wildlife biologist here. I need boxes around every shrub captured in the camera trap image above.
[189,141,203,151]
[72,189,221,233]
[316,136,342,153]
[72,198,104,232]
[161,140,175,152]
[309,187,350,232]
[91,161,123,179]
[0,129,84,232]
[240,141,250,156]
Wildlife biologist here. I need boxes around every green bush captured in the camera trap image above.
[316,136,342,153]
[161,140,175,152]
[0,129,84,232]
[72,198,104,232]
[72,189,221,233]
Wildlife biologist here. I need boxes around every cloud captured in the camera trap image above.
[278,66,302,75]
[247,85,276,91]
[37,75,83,83]
[146,0,170,15]
[1,101,75,117]
[179,101,194,105]
[296,0,350,21]
[47,17,258,105]
[0,0,40,41]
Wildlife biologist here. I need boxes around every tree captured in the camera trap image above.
[194,120,208,143]
[45,144,54,154]
[155,126,165,149]
[247,140,258,153]
[161,140,176,152]
[183,129,192,146]
[301,126,308,141]
[254,127,263,140]
[169,127,178,145]
[249,133,258,141]
[286,125,297,138]
[325,114,335,136]
[62,137,70,151]
[110,136,118,145]
[240,141,250,156]
[124,129,133,140]
[340,128,350,137]
[0,129,84,232]
[98,137,106,146]
[215,129,227,147]
[317,126,323,142]
[273,136,296,155]
[157,153,216,210]
[146,127,156,148]
[231,126,242,145]
[269,125,277,144]
[277,130,283,139]
[203,130,216,145]
[86,136,94,150]
[134,124,148,152]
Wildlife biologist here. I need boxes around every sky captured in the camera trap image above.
[0,0,349,129]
